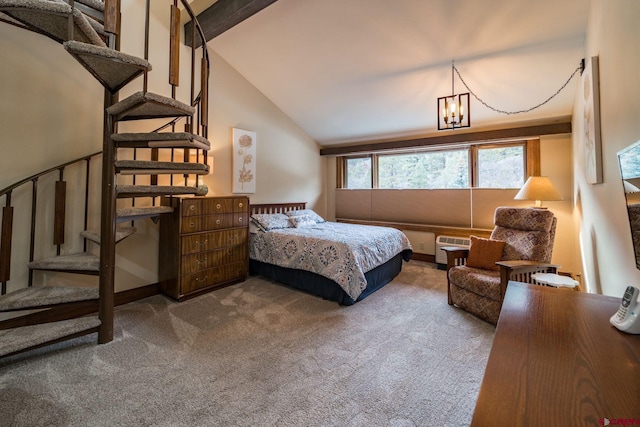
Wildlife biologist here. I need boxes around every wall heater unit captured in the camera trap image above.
[435,235,471,269]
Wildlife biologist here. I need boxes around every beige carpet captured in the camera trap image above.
[0,261,495,426]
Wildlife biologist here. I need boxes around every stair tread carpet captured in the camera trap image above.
[106,91,196,121]
[73,0,105,13]
[0,0,106,46]
[115,205,173,223]
[116,185,199,198]
[28,252,99,272]
[0,285,98,312]
[64,40,151,92]
[111,132,210,150]
[80,226,137,244]
[115,160,209,175]
[0,316,100,357]
[0,10,26,26]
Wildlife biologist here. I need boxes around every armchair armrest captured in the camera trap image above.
[442,246,470,271]
[496,260,560,299]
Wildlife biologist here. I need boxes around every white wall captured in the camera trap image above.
[573,0,640,295]
[0,1,325,293]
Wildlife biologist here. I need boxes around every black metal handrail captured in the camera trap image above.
[0,151,103,294]
[0,151,102,199]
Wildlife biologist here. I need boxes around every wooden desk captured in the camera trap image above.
[472,282,640,426]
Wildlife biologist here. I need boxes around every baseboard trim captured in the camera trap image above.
[411,253,435,263]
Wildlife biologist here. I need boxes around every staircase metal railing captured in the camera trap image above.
[0,0,211,350]
[0,152,102,295]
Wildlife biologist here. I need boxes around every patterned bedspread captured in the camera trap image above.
[249,222,412,300]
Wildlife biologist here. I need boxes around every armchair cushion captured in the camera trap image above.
[491,207,556,262]
[448,266,501,301]
[466,236,505,271]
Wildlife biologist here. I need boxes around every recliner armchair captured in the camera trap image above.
[444,207,558,325]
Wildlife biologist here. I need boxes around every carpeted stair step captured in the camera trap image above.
[116,205,173,223]
[115,160,209,175]
[0,0,106,46]
[28,252,100,275]
[0,316,100,358]
[67,0,105,24]
[116,185,199,198]
[106,91,196,122]
[64,40,151,93]
[111,132,211,150]
[0,10,27,27]
[80,226,137,244]
[0,285,98,312]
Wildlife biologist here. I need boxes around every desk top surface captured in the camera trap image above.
[471,282,640,426]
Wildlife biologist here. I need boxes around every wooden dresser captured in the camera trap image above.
[159,195,249,301]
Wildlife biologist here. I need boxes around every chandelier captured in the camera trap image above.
[437,61,470,130]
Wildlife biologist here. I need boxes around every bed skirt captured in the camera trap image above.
[249,249,412,305]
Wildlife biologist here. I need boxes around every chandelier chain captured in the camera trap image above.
[452,63,583,115]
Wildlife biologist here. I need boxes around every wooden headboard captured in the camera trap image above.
[250,202,307,215]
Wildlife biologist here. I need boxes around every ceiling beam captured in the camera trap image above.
[185,0,279,48]
[319,117,573,156]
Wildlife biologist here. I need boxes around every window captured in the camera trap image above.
[340,140,531,189]
[345,156,372,189]
[378,149,469,189]
[476,144,525,188]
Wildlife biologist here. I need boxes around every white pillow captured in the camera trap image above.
[286,209,325,223]
[250,213,291,231]
[288,214,317,228]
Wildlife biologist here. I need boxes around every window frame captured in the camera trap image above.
[338,139,535,190]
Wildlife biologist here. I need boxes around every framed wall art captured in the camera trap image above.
[232,128,256,193]
[582,56,603,184]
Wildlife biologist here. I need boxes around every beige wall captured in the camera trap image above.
[0,1,325,293]
[203,51,326,212]
[573,0,640,295]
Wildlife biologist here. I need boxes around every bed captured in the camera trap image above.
[248,202,413,305]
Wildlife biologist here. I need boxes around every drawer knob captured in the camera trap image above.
[238,216,243,222]
[216,203,222,209]
[195,275,208,282]
[216,219,221,225]
[190,205,195,211]
[190,222,195,227]
[238,202,243,208]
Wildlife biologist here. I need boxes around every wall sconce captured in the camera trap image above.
[438,61,470,130]
[514,176,564,208]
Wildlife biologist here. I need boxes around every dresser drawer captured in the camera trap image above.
[182,198,234,217]
[181,212,249,233]
[180,197,247,216]
[181,245,248,274]
[181,228,248,255]
[182,260,248,294]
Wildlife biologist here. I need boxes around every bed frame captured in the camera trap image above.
[250,202,306,215]
[248,202,411,305]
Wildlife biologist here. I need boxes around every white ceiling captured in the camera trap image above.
[199,0,590,145]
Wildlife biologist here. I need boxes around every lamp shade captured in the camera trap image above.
[514,176,563,207]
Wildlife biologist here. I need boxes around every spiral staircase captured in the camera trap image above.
[0,0,211,358]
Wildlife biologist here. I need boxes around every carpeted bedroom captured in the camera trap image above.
[0,261,495,426]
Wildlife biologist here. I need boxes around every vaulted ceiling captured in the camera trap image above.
[190,0,591,146]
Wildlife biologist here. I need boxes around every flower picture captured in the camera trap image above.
[232,128,256,193]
